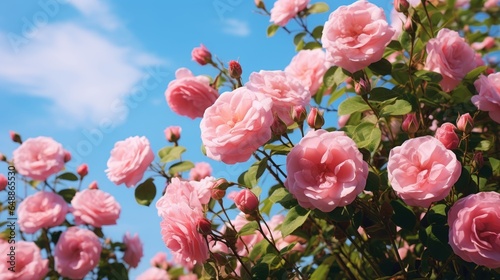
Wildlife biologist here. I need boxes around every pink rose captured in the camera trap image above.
[191,44,212,66]
[164,126,181,143]
[285,49,328,96]
[387,136,461,207]
[200,87,274,164]
[321,0,395,73]
[54,227,102,279]
[425,28,478,92]
[165,68,219,119]
[435,122,460,150]
[473,73,500,123]
[0,241,49,280]
[448,192,500,268]
[456,113,474,133]
[233,189,259,214]
[106,136,154,188]
[189,162,212,181]
[71,189,121,227]
[246,70,310,125]
[471,36,495,51]
[484,0,499,9]
[150,252,170,269]
[123,232,143,268]
[156,177,209,218]
[270,0,310,26]
[285,129,368,212]
[18,191,68,233]
[267,215,305,252]
[137,267,170,280]
[0,174,6,191]
[12,136,66,181]
[179,274,198,280]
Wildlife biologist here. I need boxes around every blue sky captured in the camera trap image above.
[0,0,392,278]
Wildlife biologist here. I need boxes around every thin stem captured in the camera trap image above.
[384,222,407,278]
[421,0,435,36]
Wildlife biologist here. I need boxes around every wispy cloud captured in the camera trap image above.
[222,18,250,37]
[66,0,119,30]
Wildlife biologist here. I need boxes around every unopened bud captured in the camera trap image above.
[213,178,229,190]
[472,152,484,171]
[9,131,22,144]
[197,218,212,235]
[254,0,265,9]
[229,60,242,79]
[0,154,6,161]
[89,181,99,189]
[402,113,419,134]
[394,0,410,13]
[271,117,288,137]
[191,44,212,66]
[307,107,325,129]
[456,113,474,134]
[164,126,181,143]
[211,188,226,201]
[233,189,259,215]
[63,150,72,163]
[355,78,371,95]
[77,164,89,178]
[404,16,416,35]
[292,105,307,124]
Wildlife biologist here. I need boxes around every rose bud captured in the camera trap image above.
[456,113,474,134]
[271,117,288,137]
[63,150,72,162]
[307,107,325,129]
[233,189,259,214]
[77,164,89,178]
[394,0,410,13]
[354,78,371,96]
[0,174,7,191]
[9,131,22,144]
[229,60,242,79]
[191,44,212,66]
[402,113,419,134]
[197,218,212,236]
[88,181,99,189]
[435,122,460,150]
[164,126,181,143]
[292,105,307,124]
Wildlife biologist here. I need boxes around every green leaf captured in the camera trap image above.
[387,40,403,51]
[365,171,381,192]
[415,70,443,83]
[368,58,392,76]
[168,161,194,175]
[464,65,488,80]
[263,144,292,154]
[108,262,129,280]
[311,25,324,39]
[307,2,329,14]
[368,87,399,101]
[303,41,322,50]
[293,32,306,45]
[238,221,259,236]
[158,146,186,163]
[323,66,347,89]
[238,159,268,187]
[425,225,452,261]
[281,206,310,237]
[311,256,335,280]
[57,172,78,181]
[380,99,412,117]
[427,204,448,225]
[338,96,371,116]
[269,188,291,203]
[390,200,416,230]
[58,188,77,203]
[490,157,500,176]
[350,122,382,153]
[267,24,279,37]
[134,178,156,206]
[249,239,269,260]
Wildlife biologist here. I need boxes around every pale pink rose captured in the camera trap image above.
[150,252,170,269]
[12,136,65,181]
[200,87,274,164]
[164,126,182,142]
[191,44,212,66]
[485,0,499,8]
[456,113,474,133]
[137,267,170,280]
[390,8,406,40]
[285,129,368,212]
[0,241,49,280]
[54,227,102,279]
[471,36,495,51]
[165,68,219,119]
[179,274,198,280]
[189,162,212,181]
[285,49,328,96]
[473,73,500,123]
[123,232,143,268]
[71,189,121,227]
[270,0,310,26]
[448,192,500,268]
[322,1,395,73]
[387,136,461,207]
[455,0,470,7]
[267,215,305,252]
[435,122,460,150]
[190,176,216,205]
[106,136,154,188]
[156,177,208,219]
[425,28,478,92]
[337,114,350,128]
[397,240,415,260]
[18,191,68,234]
[246,70,310,125]
[0,174,6,191]
[232,213,264,256]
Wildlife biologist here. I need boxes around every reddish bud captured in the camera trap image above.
[88,181,99,189]
[254,0,265,9]
[402,113,419,134]
[233,189,259,214]
[9,131,22,144]
[394,0,410,13]
[0,174,7,191]
[456,113,474,134]
[197,218,212,235]
[473,152,484,171]
[191,44,212,66]
[212,178,229,190]
[211,188,226,201]
[164,126,181,143]
[77,164,89,178]
[354,78,371,95]
[229,60,242,79]
[292,105,307,124]
[435,123,460,150]
[0,154,6,161]
[307,107,325,129]
[63,150,72,162]
[271,117,288,137]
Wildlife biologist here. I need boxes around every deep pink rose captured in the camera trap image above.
[156,177,209,218]
[270,0,309,26]
[448,192,500,268]
[18,191,68,233]
[165,68,219,119]
[137,267,170,280]
[200,87,274,164]
[71,189,121,227]
[321,0,395,73]
[435,122,460,150]
[285,129,368,212]
[233,189,259,214]
[473,73,500,123]
[246,70,310,125]
[106,136,154,188]
[123,232,143,268]
[12,136,65,181]
[425,28,478,92]
[0,241,49,280]
[0,174,6,191]
[285,49,328,96]
[388,136,461,207]
[54,227,102,279]
[164,126,182,142]
[191,44,212,66]
[189,162,212,181]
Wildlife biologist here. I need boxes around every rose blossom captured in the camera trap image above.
[150,252,170,269]
[137,267,170,280]
[270,0,309,26]
[435,122,460,150]
[0,241,49,280]
[123,232,143,268]
[71,189,121,227]
[425,28,478,92]
[156,177,211,218]
[285,129,368,212]
[191,44,212,65]
[54,227,102,279]
[448,192,500,268]
[165,68,219,119]
[180,274,198,280]
[18,191,68,233]
[485,0,499,9]
[233,189,259,214]
[106,136,154,188]
[0,174,6,191]
[246,70,310,125]
[471,36,495,51]
[321,1,395,73]
[473,73,500,123]
[267,214,305,252]
[189,162,212,181]
[164,126,181,142]
[200,87,274,164]
[387,136,461,207]
[285,49,328,96]
[12,136,66,181]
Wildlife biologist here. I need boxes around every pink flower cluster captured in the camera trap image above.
[0,241,49,280]
[270,0,309,26]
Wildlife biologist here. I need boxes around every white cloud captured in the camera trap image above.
[66,0,119,30]
[222,18,250,37]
